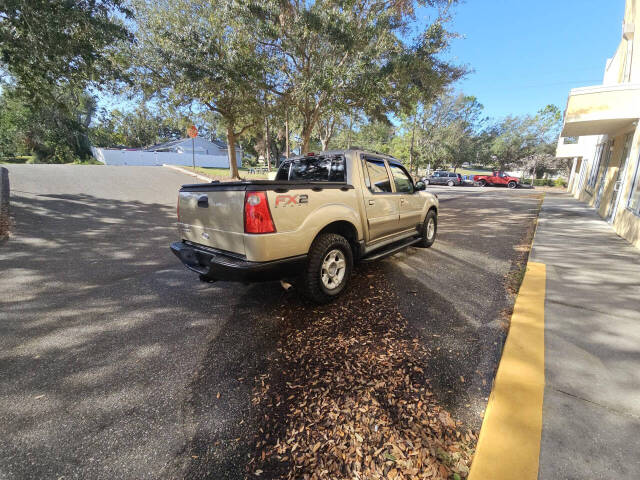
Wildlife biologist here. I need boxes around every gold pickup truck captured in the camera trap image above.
[171,150,438,303]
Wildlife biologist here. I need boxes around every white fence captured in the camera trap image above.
[91,147,240,168]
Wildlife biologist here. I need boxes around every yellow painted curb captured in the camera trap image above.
[469,262,546,480]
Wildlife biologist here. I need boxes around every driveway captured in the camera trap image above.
[0,166,541,479]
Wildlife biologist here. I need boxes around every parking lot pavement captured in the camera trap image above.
[0,165,273,479]
[0,166,542,479]
[384,188,542,427]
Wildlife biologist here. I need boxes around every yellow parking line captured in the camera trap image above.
[469,262,546,480]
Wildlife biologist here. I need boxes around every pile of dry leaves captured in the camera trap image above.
[249,268,476,479]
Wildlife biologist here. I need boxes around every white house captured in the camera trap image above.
[91,137,242,168]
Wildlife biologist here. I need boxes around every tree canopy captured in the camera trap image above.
[0,0,565,180]
[0,0,132,103]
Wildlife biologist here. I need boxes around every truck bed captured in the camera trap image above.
[177,180,356,260]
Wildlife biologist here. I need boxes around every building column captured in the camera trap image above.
[568,157,578,192]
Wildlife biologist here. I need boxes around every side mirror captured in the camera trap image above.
[415,181,426,191]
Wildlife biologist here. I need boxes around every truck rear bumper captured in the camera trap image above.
[170,241,307,282]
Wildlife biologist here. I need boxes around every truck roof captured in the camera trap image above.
[285,149,404,165]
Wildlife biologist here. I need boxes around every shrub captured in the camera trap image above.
[554,178,568,188]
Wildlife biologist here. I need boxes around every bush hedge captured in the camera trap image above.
[529,178,567,187]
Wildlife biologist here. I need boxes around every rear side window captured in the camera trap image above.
[275,155,345,182]
[364,159,393,193]
[389,164,414,193]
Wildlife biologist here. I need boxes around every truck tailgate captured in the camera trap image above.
[178,187,246,256]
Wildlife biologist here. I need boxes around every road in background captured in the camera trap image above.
[0,166,541,479]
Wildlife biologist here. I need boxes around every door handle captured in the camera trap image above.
[368,200,375,205]
[197,195,209,207]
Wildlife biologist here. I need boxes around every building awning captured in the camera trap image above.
[561,84,640,137]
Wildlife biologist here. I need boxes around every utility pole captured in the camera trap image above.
[285,108,290,159]
[192,136,195,173]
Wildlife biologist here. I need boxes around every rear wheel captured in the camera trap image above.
[478,179,487,187]
[417,209,437,248]
[447,180,454,187]
[424,179,430,185]
[507,181,517,189]
[300,233,353,303]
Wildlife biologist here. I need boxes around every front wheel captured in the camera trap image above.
[300,233,353,303]
[478,179,487,187]
[424,179,430,185]
[447,180,454,187]
[507,181,517,189]
[417,210,437,248]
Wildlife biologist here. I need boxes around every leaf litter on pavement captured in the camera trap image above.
[248,266,476,479]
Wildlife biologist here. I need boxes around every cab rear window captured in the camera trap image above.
[275,155,346,182]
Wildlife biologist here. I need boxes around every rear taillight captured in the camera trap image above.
[244,191,275,234]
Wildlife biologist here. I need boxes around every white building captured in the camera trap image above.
[91,137,242,168]
[556,0,640,248]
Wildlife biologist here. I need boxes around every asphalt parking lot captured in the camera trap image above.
[0,166,542,479]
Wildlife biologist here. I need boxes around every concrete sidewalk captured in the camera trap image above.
[530,193,640,479]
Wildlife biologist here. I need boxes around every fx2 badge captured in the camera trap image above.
[275,194,309,207]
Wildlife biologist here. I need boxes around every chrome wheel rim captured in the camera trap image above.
[321,249,346,290]
[426,217,435,240]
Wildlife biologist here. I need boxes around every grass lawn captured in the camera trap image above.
[189,166,270,181]
[0,155,34,164]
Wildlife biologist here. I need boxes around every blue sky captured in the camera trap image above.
[421,0,626,119]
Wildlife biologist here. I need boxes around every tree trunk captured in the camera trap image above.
[409,112,417,174]
[301,104,322,153]
[264,115,271,171]
[225,126,240,179]
[301,123,312,153]
[285,109,290,158]
[347,112,353,149]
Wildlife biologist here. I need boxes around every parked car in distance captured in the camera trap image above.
[473,171,521,188]
[171,150,439,303]
[422,171,462,187]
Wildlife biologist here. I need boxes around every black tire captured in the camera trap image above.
[478,179,487,187]
[417,209,437,248]
[300,233,353,303]
[447,180,454,187]
[508,181,517,189]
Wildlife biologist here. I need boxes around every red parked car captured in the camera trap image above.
[473,171,520,189]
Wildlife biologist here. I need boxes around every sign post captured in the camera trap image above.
[187,125,198,174]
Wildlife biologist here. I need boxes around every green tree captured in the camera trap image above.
[0,87,97,162]
[246,0,463,152]
[132,0,271,178]
[409,92,485,171]
[0,0,132,103]
[489,105,562,171]
[90,105,190,148]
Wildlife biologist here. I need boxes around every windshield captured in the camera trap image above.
[275,155,346,182]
